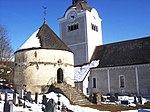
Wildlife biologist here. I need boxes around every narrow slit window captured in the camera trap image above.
[93,78,96,88]
[119,75,125,88]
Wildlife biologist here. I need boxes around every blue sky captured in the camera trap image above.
[0,0,150,51]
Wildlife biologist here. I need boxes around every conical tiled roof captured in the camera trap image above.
[16,23,72,53]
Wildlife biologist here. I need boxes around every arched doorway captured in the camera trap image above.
[57,68,63,83]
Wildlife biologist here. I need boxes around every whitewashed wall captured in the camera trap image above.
[89,64,150,97]
[59,8,102,65]
[14,49,74,93]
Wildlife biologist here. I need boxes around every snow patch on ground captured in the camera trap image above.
[0,92,103,112]
[0,92,149,112]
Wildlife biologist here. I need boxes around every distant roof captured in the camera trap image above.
[16,23,72,53]
[65,0,92,14]
[91,36,150,68]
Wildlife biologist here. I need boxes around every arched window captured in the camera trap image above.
[57,68,63,83]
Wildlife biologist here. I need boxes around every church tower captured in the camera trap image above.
[59,0,102,65]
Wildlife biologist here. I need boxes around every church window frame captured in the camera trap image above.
[93,77,97,88]
[119,75,125,88]
[68,23,79,32]
[57,68,64,83]
[91,23,98,32]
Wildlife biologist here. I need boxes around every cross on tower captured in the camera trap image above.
[42,6,47,23]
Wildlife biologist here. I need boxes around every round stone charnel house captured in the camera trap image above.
[14,23,74,94]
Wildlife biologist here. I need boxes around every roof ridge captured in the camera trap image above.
[91,36,150,68]
[98,36,150,47]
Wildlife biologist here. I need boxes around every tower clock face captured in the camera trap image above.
[67,11,77,22]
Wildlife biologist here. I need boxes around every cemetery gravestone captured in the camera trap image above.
[26,91,31,102]
[35,92,38,104]
[4,102,13,112]
[13,93,17,105]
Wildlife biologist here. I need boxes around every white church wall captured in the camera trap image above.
[59,9,88,65]
[14,49,74,93]
[82,72,90,96]
[137,64,150,96]
[74,60,99,95]
[86,8,102,61]
[59,7,102,65]
[89,64,150,97]
[89,68,108,95]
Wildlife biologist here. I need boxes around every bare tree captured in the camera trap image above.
[0,24,13,62]
[0,24,14,85]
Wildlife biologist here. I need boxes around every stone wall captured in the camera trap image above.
[75,81,83,91]
[14,49,74,94]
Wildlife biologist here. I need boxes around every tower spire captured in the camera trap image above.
[72,0,87,4]
[42,6,47,24]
